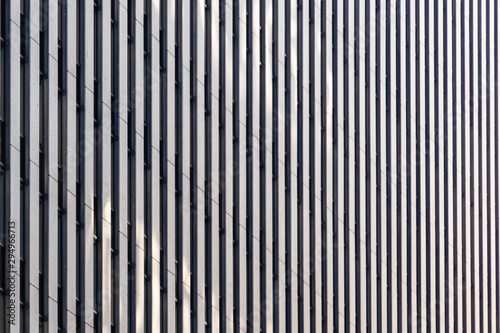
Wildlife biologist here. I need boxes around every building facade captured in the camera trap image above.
[1,0,500,332]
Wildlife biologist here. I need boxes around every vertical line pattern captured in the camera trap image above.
[495,0,500,331]
[364,0,372,331]
[285,0,292,330]
[332,0,340,330]
[452,0,459,330]
[396,0,402,329]
[111,0,120,330]
[320,0,328,331]
[486,0,493,327]
[1,0,499,331]
[20,0,30,327]
[461,0,468,328]
[127,0,137,330]
[190,0,198,331]
[159,0,168,331]
[259,0,267,329]
[144,0,153,330]
[376,0,383,330]
[245,0,253,330]
[76,0,86,330]
[40,0,50,329]
[424,0,431,330]
[0,0,9,328]
[416,0,423,330]
[405,0,412,331]
[233,0,241,331]
[485,0,492,331]
[219,0,227,330]
[343,0,351,330]
[297,0,305,332]
[433,0,440,330]
[94,0,103,330]
[205,0,213,331]
[469,0,475,329]
[478,0,484,330]
[354,0,361,329]
[271,0,279,329]
[309,0,316,330]
[443,0,450,331]
[57,0,68,330]
[174,0,183,330]
[385,0,393,329]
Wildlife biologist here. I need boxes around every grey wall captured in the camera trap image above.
[1,0,500,332]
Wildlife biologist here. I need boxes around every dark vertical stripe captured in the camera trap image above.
[0,0,10,327]
[396,0,402,330]
[94,0,104,329]
[0,0,7,327]
[174,0,183,329]
[443,0,450,331]
[405,0,412,331]
[233,0,241,331]
[1,0,8,330]
[309,0,316,329]
[111,0,120,330]
[433,0,440,331]
[495,0,499,330]
[58,0,68,330]
[343,0,350,330]
[424,0,431,329]
[297,0,305,331]
[127,0,137,330]
[144,0,153,329]
[485,1,492,331]
[385,0,392,329]
[460,0,467,329]
[364,0,371,331]
[285,0,292,330]
[20,0,30,330]
[219,0,227,330]
[333,0,340,331]
[452,0,458,331]
[478,0,484,330]
[320,0,327,331]
[159,0,168,331]
[469,0,475,329]
[205,0,213,331]
[40,0,50,329]
[245,0,252,330]
[76,0,87,329]
[271,0,279,330]
[452,0,459,329]
[354,0,361,329]
[415,0,423,330]
[259,0,267,329]
[375,0,382,330]
[210,0,226,329]
[190,0,198,330]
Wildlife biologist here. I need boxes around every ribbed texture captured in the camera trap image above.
[1,0,500,332]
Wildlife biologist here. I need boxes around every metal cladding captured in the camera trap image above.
[1,0,500,332]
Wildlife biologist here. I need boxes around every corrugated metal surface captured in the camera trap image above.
[1,0,499,331]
